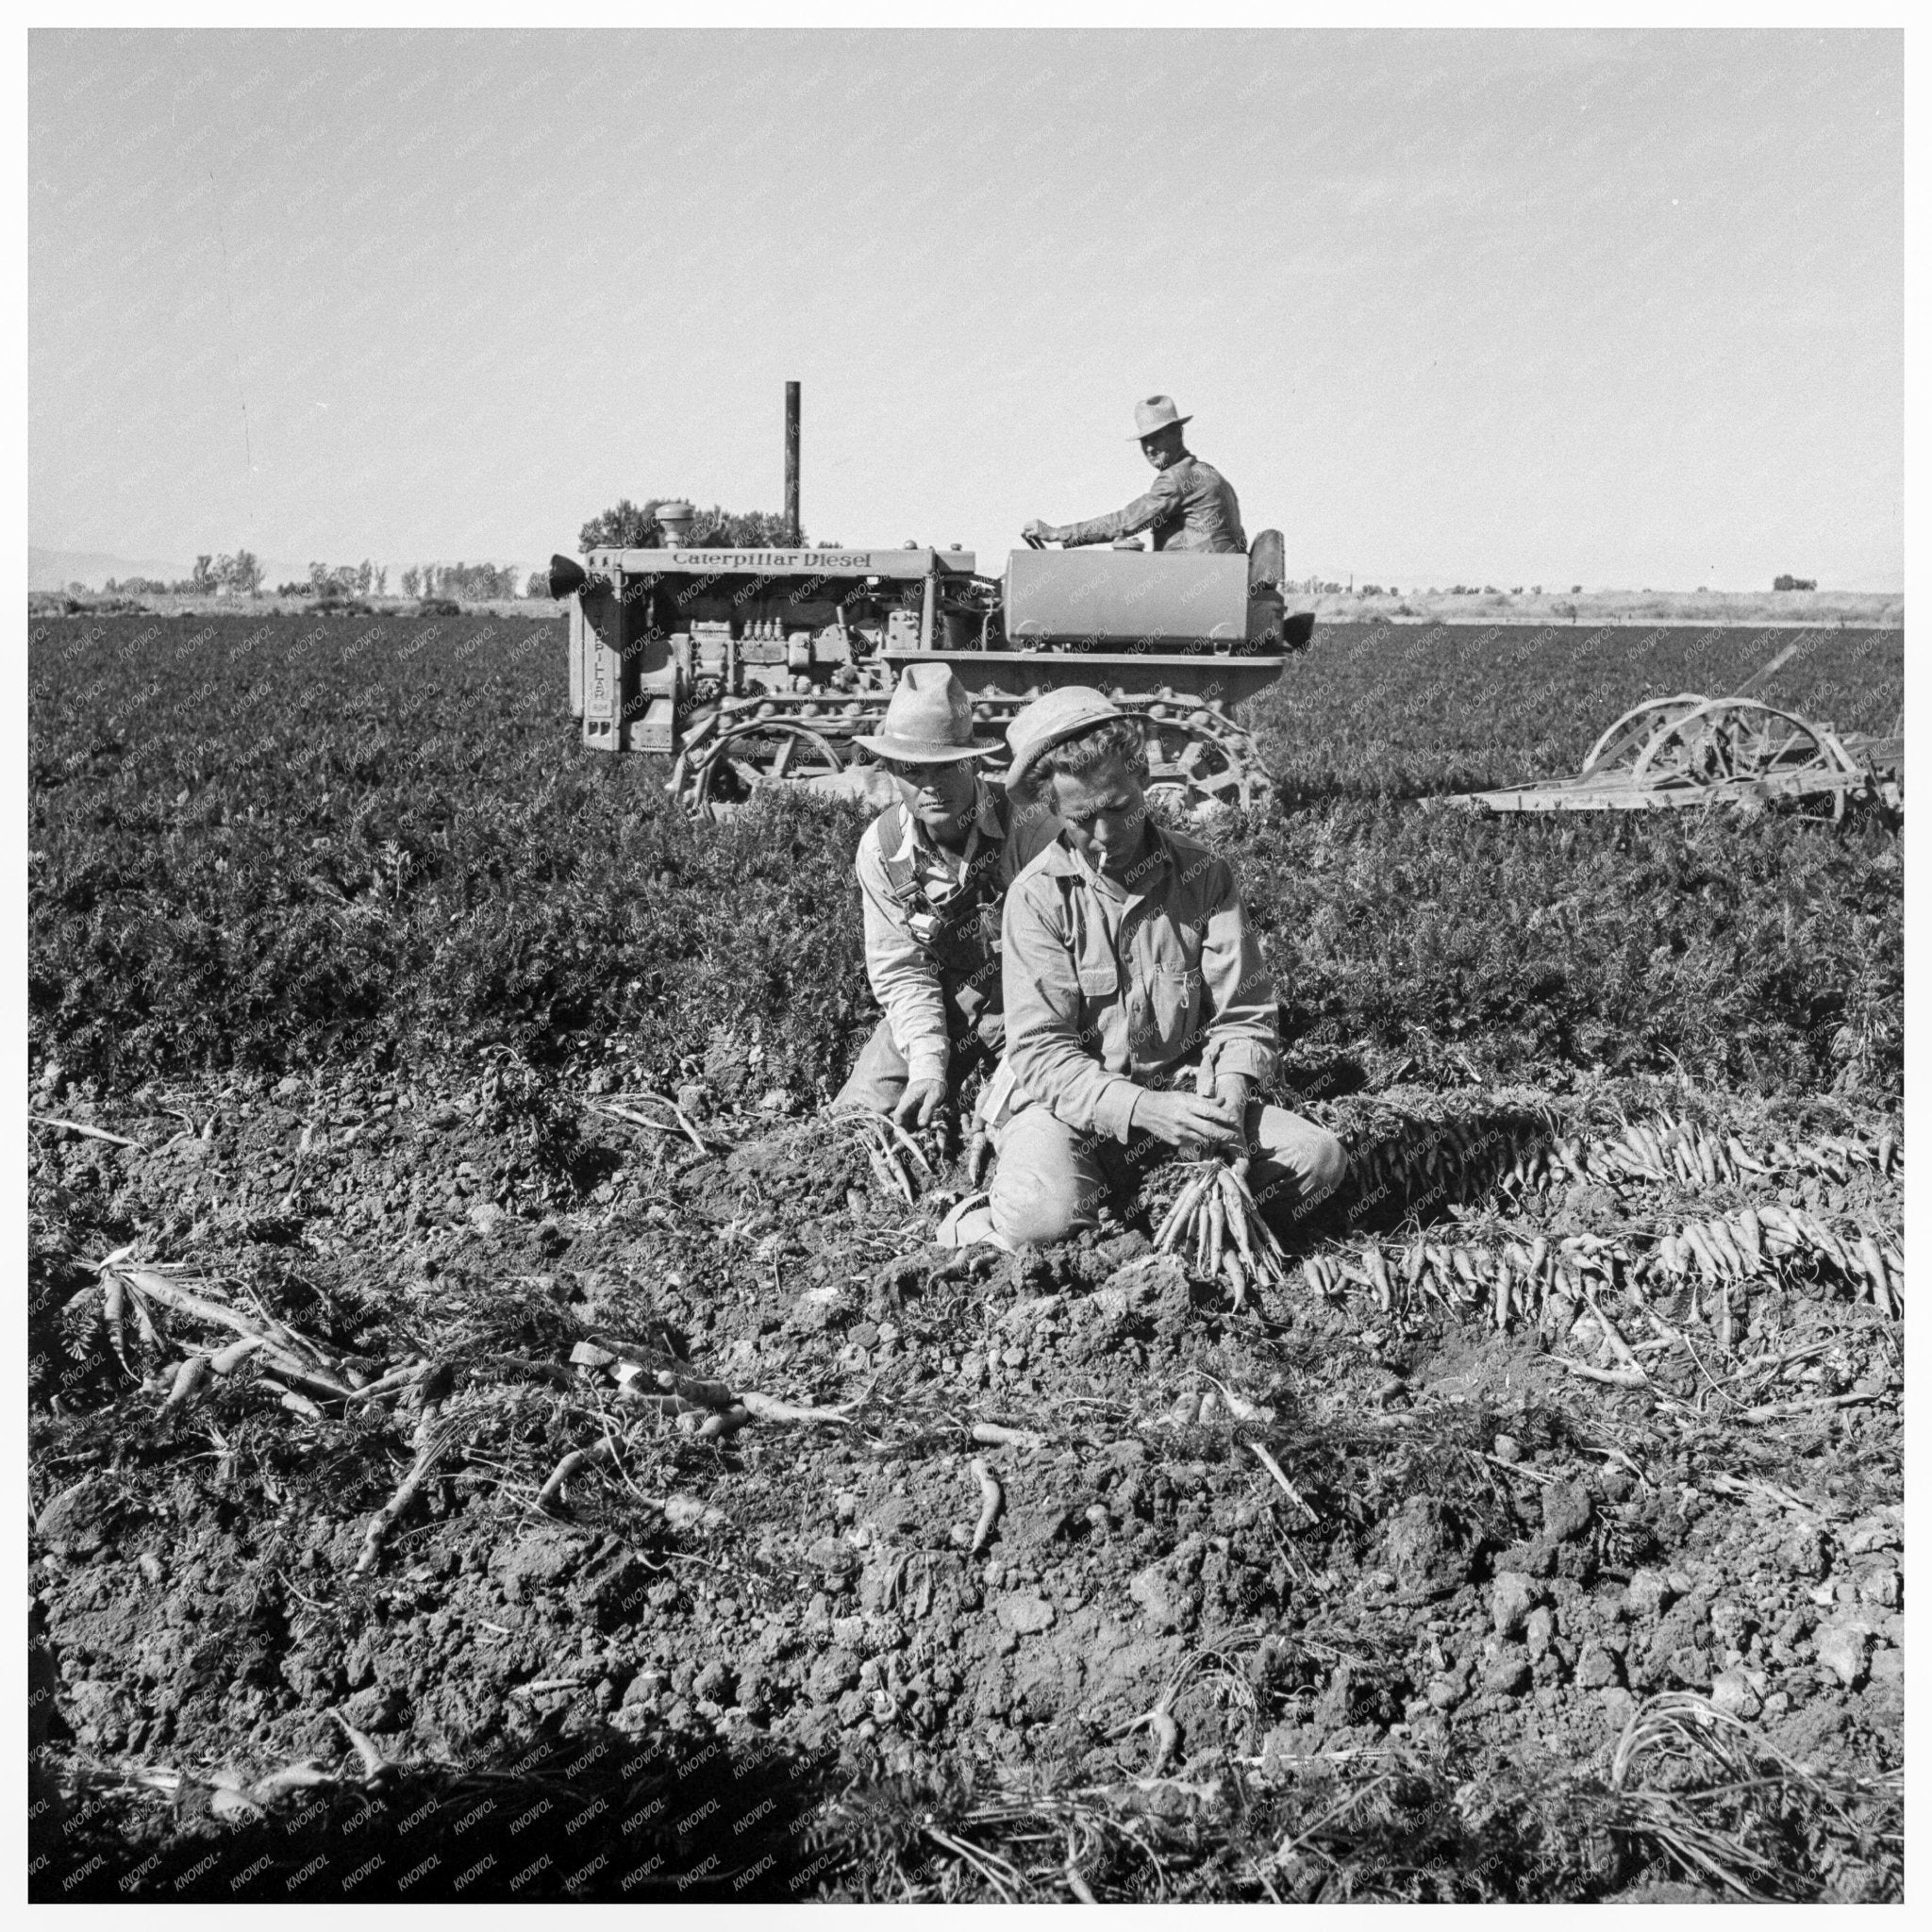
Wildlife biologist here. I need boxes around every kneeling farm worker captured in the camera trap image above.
[834,662,1059,1131]
[980,687,1346,1248]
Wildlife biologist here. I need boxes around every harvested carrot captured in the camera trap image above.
[1153,1157,1290,1302]
[209,1335,267,1376]
[160,1353,211,1417]
[971,1421,1044,1450]
[537,1436,616,1511]
[1857,1232,1893,1313]
[1154,1172,1210,1251]
[103,1274,132,1374]
[738,1391,859,1425]
[356,1424,458,1574]
[968,1458,1003,1555]
[1221,1249,1248,1311]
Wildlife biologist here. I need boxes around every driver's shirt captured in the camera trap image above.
[1055,455,1247,555]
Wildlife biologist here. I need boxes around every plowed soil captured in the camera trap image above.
[29,1056,1902,1903]
[27,610,1902,1901]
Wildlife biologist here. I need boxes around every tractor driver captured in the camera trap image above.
[833,664,1059,1132]
[1024,395,1248,556]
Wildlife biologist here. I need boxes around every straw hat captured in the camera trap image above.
[852,662,1001,763]
[1130,395,1192,439]
[1003,685,1129,794]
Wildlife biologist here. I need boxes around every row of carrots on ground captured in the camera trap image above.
[1345,1108,1900,1203]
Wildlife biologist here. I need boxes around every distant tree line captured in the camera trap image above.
[1398,585,1585,596]
[105,551,264,596]
[397,562,523,601]
[269,561,524,601]
[275,560,391,599]
[1774,575,1818,592]
[577,498,801,553]
[97,551,543,604]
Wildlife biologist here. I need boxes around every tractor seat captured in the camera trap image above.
[1247,529,1287,592]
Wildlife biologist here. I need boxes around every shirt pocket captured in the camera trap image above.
[1144,968,1201,1057]
[1150,919,1206,977]
[1073,955,1119,1055]
[1140,924,1204,1057]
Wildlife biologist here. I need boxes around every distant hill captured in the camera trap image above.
[30,546,197,592]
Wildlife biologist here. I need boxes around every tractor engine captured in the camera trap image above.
[555,544,988,754]
[552,534,1309,815]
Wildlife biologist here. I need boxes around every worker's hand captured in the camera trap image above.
[893,1078,947,1131]
[1215,1074,1255,1178]
[1022,519,1056,548]
[1214,1073,1253,1124]
[1134,1090,1242,1152]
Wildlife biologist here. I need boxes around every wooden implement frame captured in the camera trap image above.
[1446,644,1902,818]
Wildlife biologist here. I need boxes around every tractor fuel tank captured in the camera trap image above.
[1003,548,1251,647]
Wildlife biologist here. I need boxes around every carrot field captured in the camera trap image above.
[28,609,1904,1902]
[26,614,1902,1101]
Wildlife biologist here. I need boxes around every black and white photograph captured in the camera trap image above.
[25,22,1906,1905]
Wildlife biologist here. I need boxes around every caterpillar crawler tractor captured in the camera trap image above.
[548,386,1313,815]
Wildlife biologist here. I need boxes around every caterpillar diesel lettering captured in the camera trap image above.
[547,385,1314,815]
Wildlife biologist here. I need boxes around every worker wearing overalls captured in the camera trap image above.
[834,664,1059,1130]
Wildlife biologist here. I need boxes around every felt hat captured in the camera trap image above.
[1004,685,1128,794]
[1131,394,1192,440]
[852,662,1001,763]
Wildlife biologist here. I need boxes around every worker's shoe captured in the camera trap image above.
[935,1191,1012,1253]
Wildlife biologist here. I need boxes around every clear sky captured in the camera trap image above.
[29,27,1902,591]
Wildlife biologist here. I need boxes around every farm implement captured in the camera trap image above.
[548,385,1312,816]
[1446,643,1902,818]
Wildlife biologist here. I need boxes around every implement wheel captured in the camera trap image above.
[1141,709,1270,817]
[1580,694,1707,777]
[680,720,856,814]
[1628,698,1850,794]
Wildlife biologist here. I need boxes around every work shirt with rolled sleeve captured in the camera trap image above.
[855,778,1058,1086]
[1054,455,1247,555]
[993,822,1278,1142]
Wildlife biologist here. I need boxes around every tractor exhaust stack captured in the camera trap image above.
[785,380,801,545]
